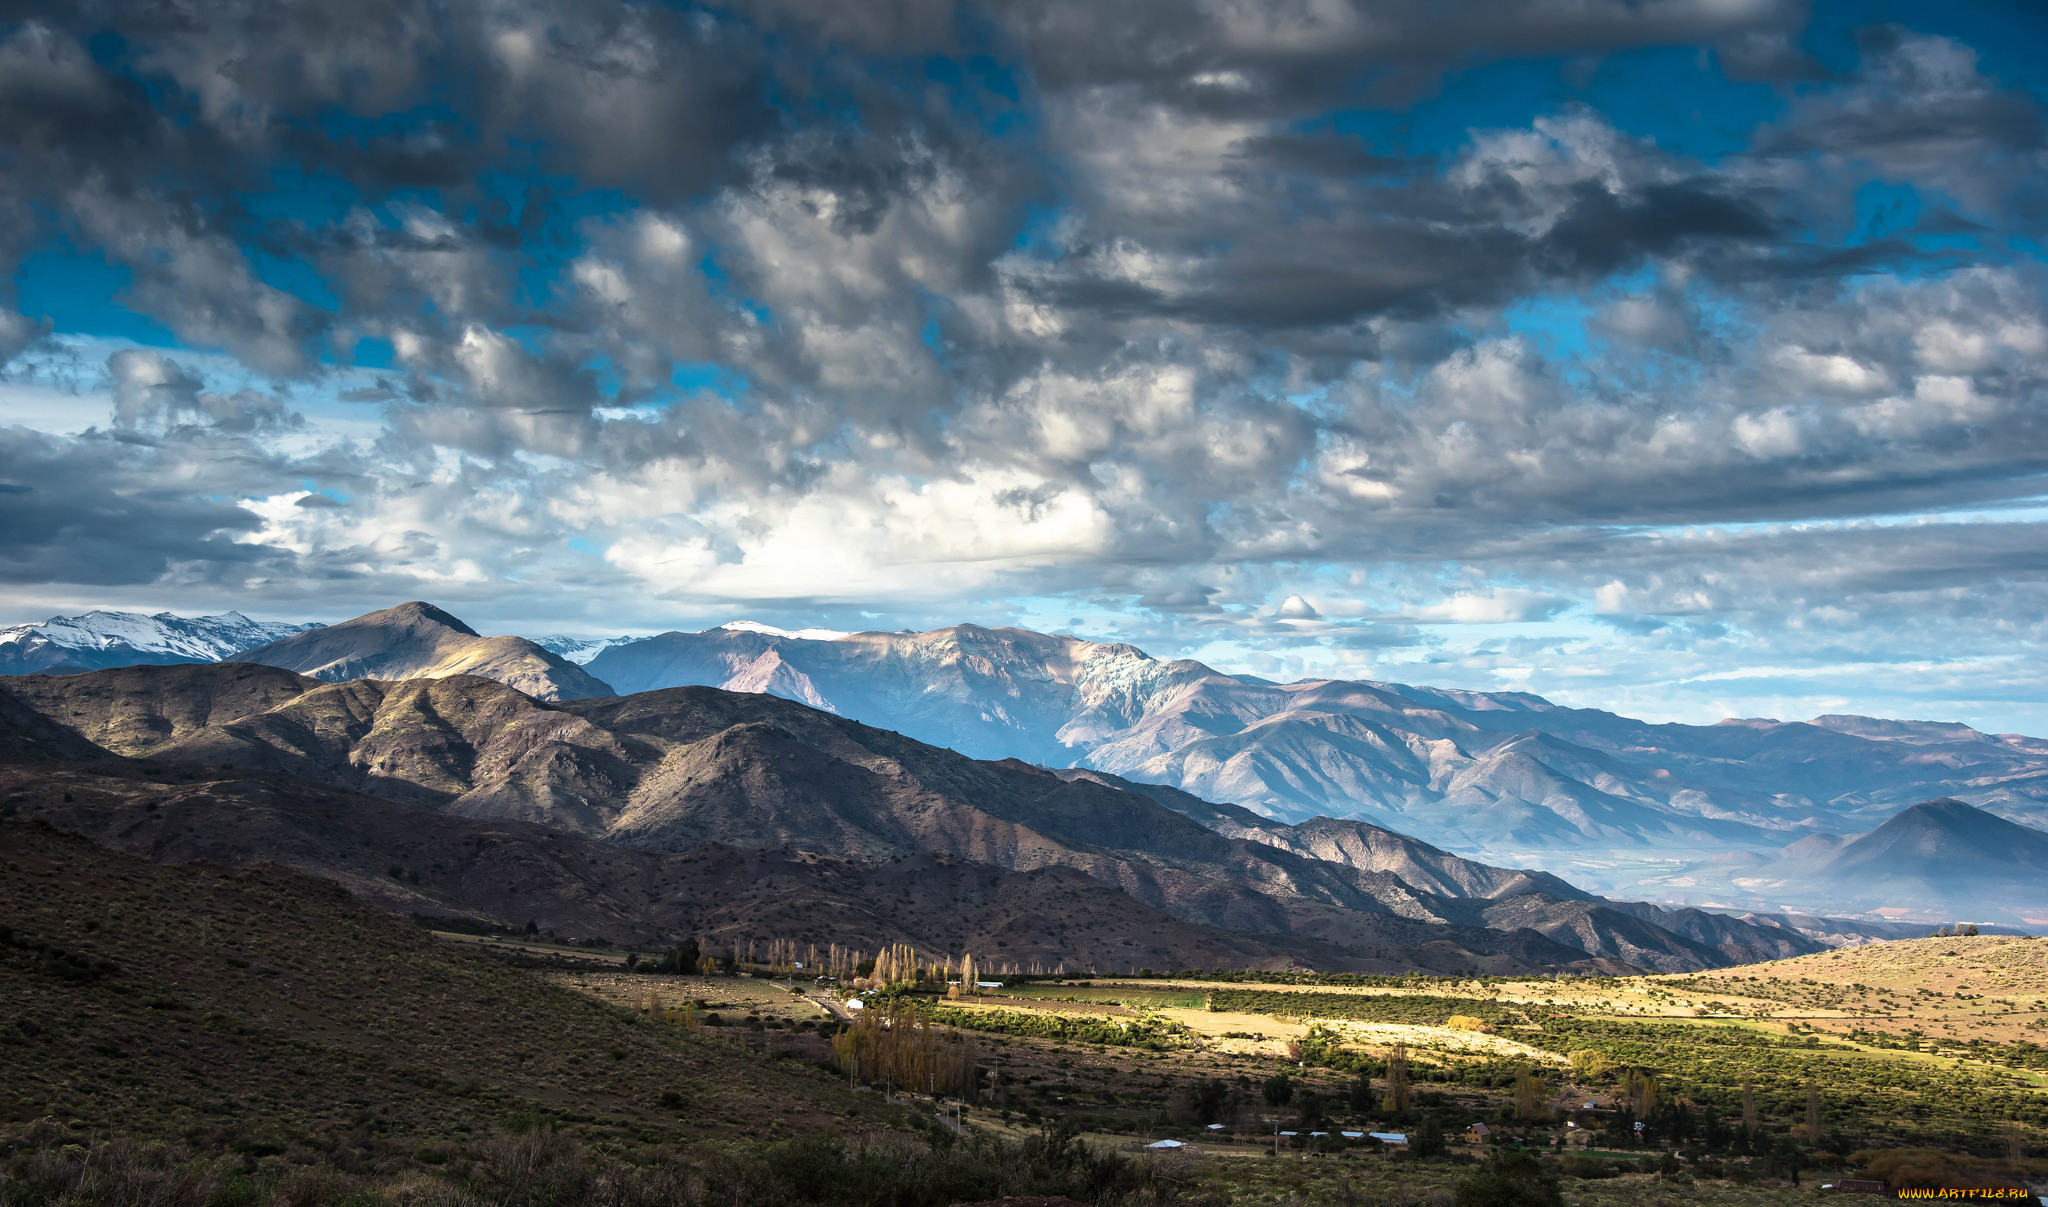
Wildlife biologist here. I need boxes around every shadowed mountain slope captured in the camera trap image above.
[2,766,1599,975]
[0,663,1822,971]
[229,601,615,702]
[1063,768,1846,965]
[1829,798,2048,873]
[1058,768,1593,901]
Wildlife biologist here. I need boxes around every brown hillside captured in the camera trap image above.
[1,760,1595,976]
[0,818,881,1150]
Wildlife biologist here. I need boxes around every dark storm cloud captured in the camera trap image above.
[0,426,275,586]
[999,0,1809,106]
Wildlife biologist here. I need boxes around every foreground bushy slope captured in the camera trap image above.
[0,819,870,1148]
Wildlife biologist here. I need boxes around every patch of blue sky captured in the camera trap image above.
[248,249,341,314]
[240,164,365,230]
[489,323,556,359]
[918,51,1033,137]
[504,182,636,310]
[671,361,750,400]
[510,449,577,473]
[1803,0,2048,102]
[1502,294,1596,360]
[1327,43,1781,165]
[1009,203,1067,254]
[1572,46,1784,161]
[14,243,181,347]
[1852,180,1922,243]
[0,377,108,436]
[298,481,353,505]
[1599,499,2048,548]
[350,336,396,369]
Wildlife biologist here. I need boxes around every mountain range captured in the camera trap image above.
[8,601,2046,920]
[574,620,2048,906]
[0,609,316,675]
[0,656,1895,972]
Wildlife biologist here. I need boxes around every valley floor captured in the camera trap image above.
[5,815,2043,1205]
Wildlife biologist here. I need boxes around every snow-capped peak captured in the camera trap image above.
[716,620,852,642]
[0,609,320,673]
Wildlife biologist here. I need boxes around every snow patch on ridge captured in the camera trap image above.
[717,620,852,641]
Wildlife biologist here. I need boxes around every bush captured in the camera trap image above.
[1457,1150,1565,1207]
[1557,1154,1618,1179]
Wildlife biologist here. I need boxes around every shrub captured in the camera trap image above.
[1557,1154,1617,1179]
[1456,1150,1565,1207]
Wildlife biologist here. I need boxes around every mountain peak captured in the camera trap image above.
[372,601,480,636]
[1823,797,2048,889]
[230,602,612,701]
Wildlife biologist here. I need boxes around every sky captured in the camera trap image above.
[2,0,2048,734]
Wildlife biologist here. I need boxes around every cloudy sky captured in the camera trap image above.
[3,0,2047,733]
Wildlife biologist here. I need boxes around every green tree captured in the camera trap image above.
[1297,1091,1326,1130]
[1348,1070,1376,1113]
[1262,1073,1294,1107]
[1412,1113,1446,1158]
[1385,1042,1411,1114]
[1513,1067,1548,1120]
[1188,1078,1231,1125]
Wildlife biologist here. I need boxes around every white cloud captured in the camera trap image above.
[1404,588,1564,624]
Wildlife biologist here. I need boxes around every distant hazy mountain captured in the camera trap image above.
[229,602,614,702]
[577,622,2048,895]
[0,609,317,675]
[1803,800,2048,921]
[0,659,1838,971]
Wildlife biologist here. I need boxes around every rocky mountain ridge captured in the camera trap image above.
[0,661,1838,971]
[576,621,2048,904]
